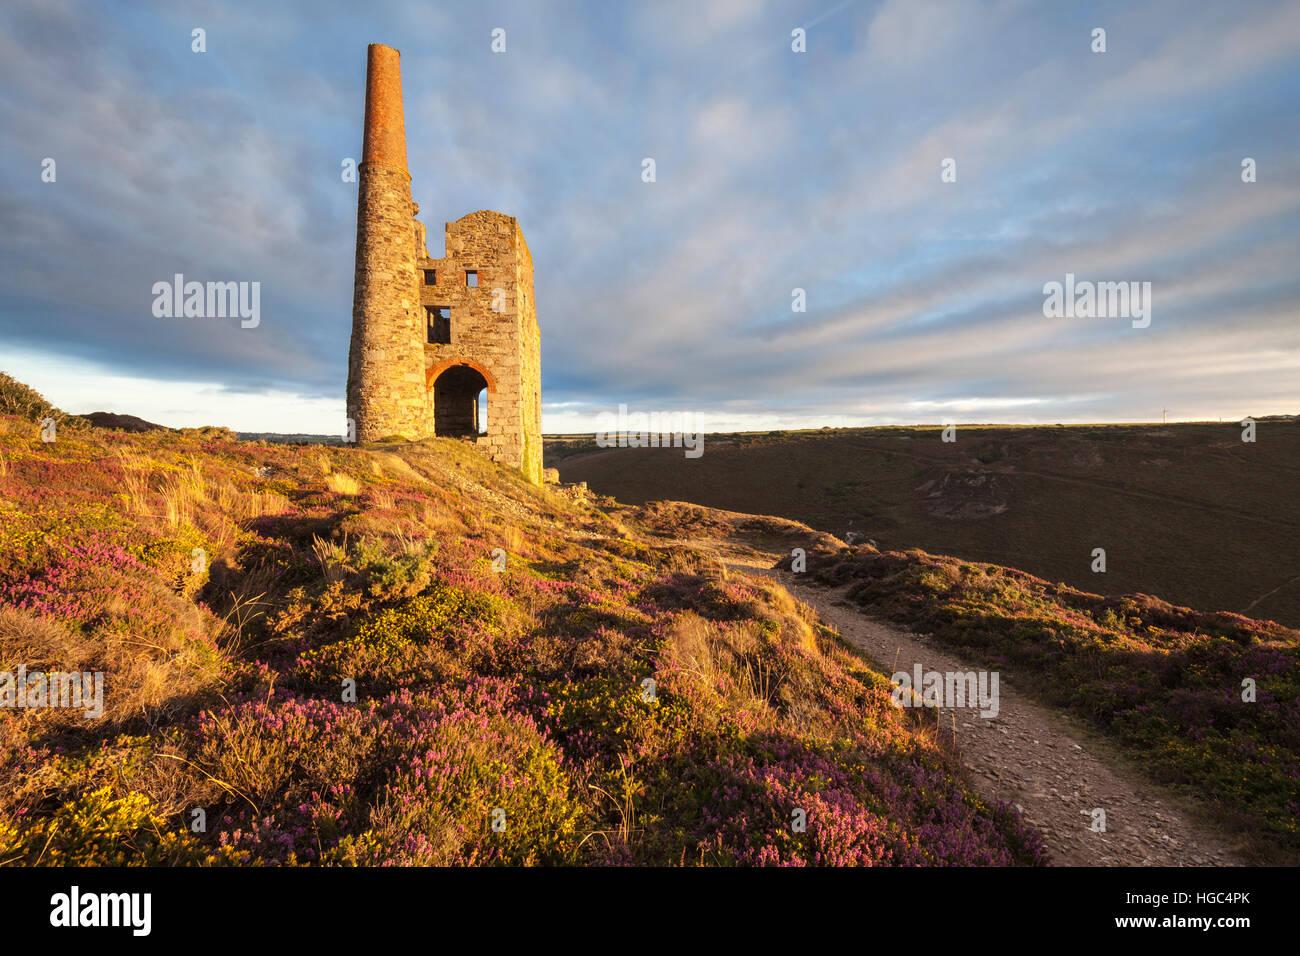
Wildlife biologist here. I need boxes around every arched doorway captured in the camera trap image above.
[430,363,490,437]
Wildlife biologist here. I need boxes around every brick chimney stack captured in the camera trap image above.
[361,44,408,170]
[347,43,427,442]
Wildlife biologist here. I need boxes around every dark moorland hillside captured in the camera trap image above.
[552,423,1300,627]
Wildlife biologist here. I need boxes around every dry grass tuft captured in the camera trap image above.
[118,449,153,516]
[369,451,427,485]
[0,598,223,733]
[311,534,348,585]
[665,612,719,684]
[327,472,361,496]
[160,459,206,529]
[761,581,819,653]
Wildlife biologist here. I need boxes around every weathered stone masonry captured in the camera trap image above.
[347,43,543,484]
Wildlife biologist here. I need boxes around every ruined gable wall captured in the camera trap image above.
[419,211,540,479]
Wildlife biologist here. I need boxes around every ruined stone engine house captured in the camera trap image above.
[347,43,542,483]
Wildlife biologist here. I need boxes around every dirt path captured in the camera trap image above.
[726,551,1251,865]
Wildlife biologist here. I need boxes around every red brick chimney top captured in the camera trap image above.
[362,43,408,170]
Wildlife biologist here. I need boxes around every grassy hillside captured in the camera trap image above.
[0,383,1046,866]
[793,543,1300,861]
[552,423,1300,627]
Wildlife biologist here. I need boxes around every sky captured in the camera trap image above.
[1,0,1297,434]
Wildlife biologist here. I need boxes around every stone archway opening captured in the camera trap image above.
[431,364,490,437]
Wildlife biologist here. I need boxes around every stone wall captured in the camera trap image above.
[419,211,542,483]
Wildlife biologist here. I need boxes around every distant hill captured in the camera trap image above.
[81,411,166,432]
[553,423,1300,628]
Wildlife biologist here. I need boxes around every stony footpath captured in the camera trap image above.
[745,565,1251,866]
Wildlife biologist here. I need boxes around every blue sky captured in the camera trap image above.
[1,0,1297,433]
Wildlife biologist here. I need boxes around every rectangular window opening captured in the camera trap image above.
[423,269,436,285]
[426,306,451,344]
[466,270,478,287]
